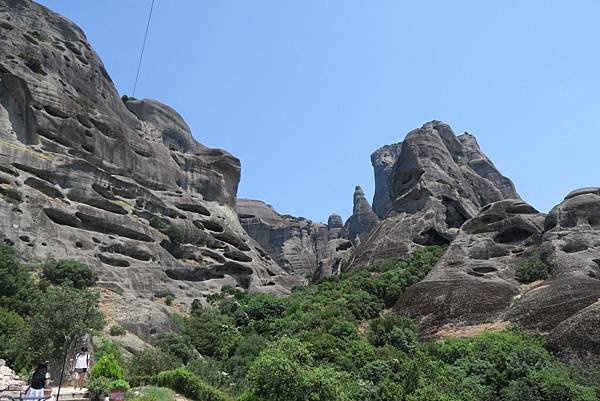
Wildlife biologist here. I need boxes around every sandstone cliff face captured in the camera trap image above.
[0,0,294,342]
[371,143,402,218]
[237,199,328,276]
[349,121,519,267]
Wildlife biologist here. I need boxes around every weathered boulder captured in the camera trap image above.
[507,188,600,359]
[371,143,402,218]
[395,199,545,335]
[342,186,379,242]
[0,0,294,345]
[237,199,328,276]
[349,121,519,267]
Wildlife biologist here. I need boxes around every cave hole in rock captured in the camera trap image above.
[414,227,451,246]
[467,271,484,277]
[75,241,83,248]
[472,266,497,274]
[336,241,353,251]
[97,254,130,267]
[19,235,30,242]
[493,227,533,244]
[442,196,469,229]
[3,238,14,246]
[588,271,600,280]
[175,202,211,216]
[563,241,589,254]
[201,219,224,233]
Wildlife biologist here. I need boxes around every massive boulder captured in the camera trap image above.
[237,199,328,276]
[342,186,379,242]
[396,199,545,334]
[349,121,520,267]
[0,0,293,342]
[508,188,600,360]
[371,143,402,218]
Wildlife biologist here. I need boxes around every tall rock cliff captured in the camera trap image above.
[237,199,328,276]
[371,143,402,218]
[0,0,294,343]
[349,121,519,267]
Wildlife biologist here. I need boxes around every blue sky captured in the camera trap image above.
[37,1,600,223]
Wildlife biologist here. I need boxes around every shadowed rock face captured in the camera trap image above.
[349,121,519,267]
[342,186,379,242]
[237,199,328,276]
[371,143,402,218]
[395,199,545,334]
[0,0,295,342]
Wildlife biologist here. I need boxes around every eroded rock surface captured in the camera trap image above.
[0,0,294,343]
[237,199,328,276]
[396,199,545,334]
[349,121,519,267]
[371,143,402,218]
[342,186,379,242]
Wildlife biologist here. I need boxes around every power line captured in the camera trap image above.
[132,0,155,97]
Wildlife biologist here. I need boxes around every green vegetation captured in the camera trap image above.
[0,186,22,203]
[0,245,104,372]
[280,214,307,222]
[30,31,50,42]
[516,252,553,283]
[150,215,169,230]
[109,325,126,336]
[2,242,598,400]
[165,294,175,306]
[165,224,185,243]
[73,96,95,113]
[41,259,97,289]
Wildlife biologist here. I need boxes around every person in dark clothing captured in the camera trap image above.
[25,361,49,401]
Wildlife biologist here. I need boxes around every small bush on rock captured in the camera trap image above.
[515,253,552,283]
[109,325,126,336]
[41,259,97,289]
[157,368,230,401]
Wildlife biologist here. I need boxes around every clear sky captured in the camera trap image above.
[37,0,600,223]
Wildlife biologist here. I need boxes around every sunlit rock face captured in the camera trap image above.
[0,0,295,342]
[371,143,402,218]
[349,121,519,268]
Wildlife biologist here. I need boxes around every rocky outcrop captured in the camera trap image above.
[0,0,294,343]
[349,121,519,267]
[342,186,379,242]
[509,188,600,360]
[371,143,402,218]
[396,199,545,334]
[237,199,328,276]
[0,360,25,397]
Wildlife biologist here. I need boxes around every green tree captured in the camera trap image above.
[41,259,97,289]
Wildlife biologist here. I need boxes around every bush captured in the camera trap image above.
[515,253,552,283]
[109,325,126,336]
[157,368,231,401]
[41,259,97,289]
[165,294,174,306]
[150,216,169,230]
[91,354,125,380]
[165,225,185,243]
[109,378,130,391]
[88,376,112,401]
[155,334,198,364]
[1,187,22,203]
[127,347,181,384]
[367,314,418,353]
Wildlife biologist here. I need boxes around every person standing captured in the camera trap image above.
[25,361,49,401]
[73,347,90,390]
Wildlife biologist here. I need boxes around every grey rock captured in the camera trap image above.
[0,0,295,343]
[507,189,600,352]
[349,121,519,267]
[342,186,379,242]
[237,199,327,276]
[371,143,402,218]
[395,199,545,334]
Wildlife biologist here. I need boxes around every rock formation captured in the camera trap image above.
[0,0,294,343]
[237,199,328,276]
[342,186,379,242]
[371,143,402,218]
[349,121,519,267]
[396,199,545,333]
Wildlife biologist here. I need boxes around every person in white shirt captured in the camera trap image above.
[73,347,90,390]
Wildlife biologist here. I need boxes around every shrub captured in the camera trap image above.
[155,334,198,364]
[515,253,552,283]
[165,294,175,306]
[109,325,126,336]
[156,368,231,401]
[108,378,130,391]
[127,347,181,384]
[91,354,125,380]
[367,314,418,353]
[41,259,97,289]
[1,187,22,203]
[150,216,169,230]
[165,225,185,243]
[88,376,111,401]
